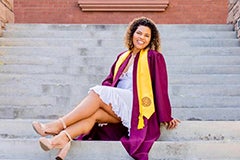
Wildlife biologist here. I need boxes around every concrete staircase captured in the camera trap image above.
[0,24,240,159]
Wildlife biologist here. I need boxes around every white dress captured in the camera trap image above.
[89,64,133,133]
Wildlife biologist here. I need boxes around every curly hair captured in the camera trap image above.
[124,17,161,52]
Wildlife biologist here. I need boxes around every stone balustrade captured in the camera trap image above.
[228,0,240,39]
[0,0,14,36]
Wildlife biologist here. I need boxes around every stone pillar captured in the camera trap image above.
[0,0,14,36]
[228,0,240,39]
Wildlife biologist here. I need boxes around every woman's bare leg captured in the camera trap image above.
[49,108,121,147]
[62,90,119,126]
[42,90,119,133]
[67,108,120,138]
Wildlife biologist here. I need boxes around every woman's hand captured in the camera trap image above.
[164,119,180,130]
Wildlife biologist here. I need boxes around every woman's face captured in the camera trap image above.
[132,25,151,51]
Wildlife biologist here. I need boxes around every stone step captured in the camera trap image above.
[1,46,240,56]
[0,55,62,65]
[0,64,70,74]
[77,55,240,67]
[0,83,72,97]
[0,83,239,97]
[1,50,240,77]
[3,30,236,39]
[0,120,240,159]
[168,74,240,85]
[171,96,240,108]
[165,55,240,65]
[0,159,26,160]
[169,85,240,96]
[0,38,239,47]
[0,120,239,141]
[0,139,239,160]
[163,47,240,56]
[0,73,78,85]
[1,54,240,67]
[0,104,240,121]
[1,64,240,75]
[0,73,240,87]
[163,31,236,39]
[173,107,240,121]
[168,65,240,74]
[1,94,239,108]
[0,53,240,66]
[5,24,234,32]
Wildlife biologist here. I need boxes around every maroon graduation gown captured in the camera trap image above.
[79,49,173,160]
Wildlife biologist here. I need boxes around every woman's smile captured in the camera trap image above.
[132,25,151,52]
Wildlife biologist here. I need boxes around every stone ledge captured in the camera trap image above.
[1,139,240,159]
[78,0,169,12]
[1,120,240,141]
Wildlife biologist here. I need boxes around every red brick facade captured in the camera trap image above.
[14,0,228,24]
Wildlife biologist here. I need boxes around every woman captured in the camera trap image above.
[32,17,180,160]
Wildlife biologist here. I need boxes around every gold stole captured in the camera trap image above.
[113,49,155,129]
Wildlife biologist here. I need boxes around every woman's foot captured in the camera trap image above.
[39,130,72,151]
[32,118,66,136]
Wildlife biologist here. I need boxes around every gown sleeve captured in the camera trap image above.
[102,51,129,87]
[149,50,173,123]
[101,54,120,86]
[101,63,115,86]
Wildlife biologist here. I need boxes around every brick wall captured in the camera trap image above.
[14,0,228,24]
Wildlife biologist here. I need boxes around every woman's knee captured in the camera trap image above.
[88,90,99,99]
[89,90,113,111]
[88,90,104,104]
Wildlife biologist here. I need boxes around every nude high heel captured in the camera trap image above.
[55,131,73,160]
[32,118,67,136]
[39,130,73,151]
[39,130,73,160]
